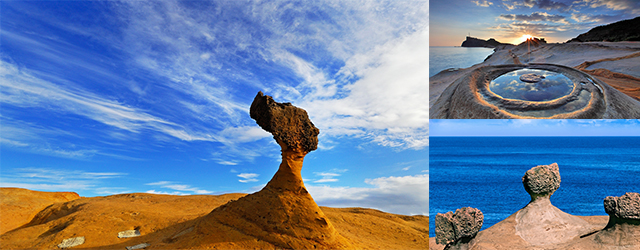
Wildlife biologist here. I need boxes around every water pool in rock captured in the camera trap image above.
[489,69,574,102]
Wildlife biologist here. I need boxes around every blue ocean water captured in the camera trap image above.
[429,47,495,77]
[429,136,640,237]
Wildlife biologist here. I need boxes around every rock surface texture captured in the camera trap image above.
[435,207,483,248]
[202,91,351,249]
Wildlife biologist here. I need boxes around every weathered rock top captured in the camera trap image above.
[604,192,640,220]
[435,207,484,246]
[522,163,560,199]
[250,91,319,153]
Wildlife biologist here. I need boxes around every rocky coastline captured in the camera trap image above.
[430,163,640,250]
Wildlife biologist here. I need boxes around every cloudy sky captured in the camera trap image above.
[0,1,429,215]
[430,0,640,46]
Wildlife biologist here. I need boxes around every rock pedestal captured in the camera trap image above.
[593,192,640,246]
[202,92,350,249]
[515,163,597,246]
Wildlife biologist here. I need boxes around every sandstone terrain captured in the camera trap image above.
[0,188,429,249]
[1,92,429,249]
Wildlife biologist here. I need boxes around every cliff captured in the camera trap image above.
[461,36,512,48]
[569,16,640,42]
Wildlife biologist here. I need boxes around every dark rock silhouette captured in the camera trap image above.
[569,16,640,43]
[461,36,512,48]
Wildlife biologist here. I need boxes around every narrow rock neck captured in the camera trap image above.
[264,144,308,193]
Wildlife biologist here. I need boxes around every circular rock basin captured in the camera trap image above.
[430,63,640,119]
[489,69,574,102]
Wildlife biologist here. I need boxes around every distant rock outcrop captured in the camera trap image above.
[461,36,512,48]
[569,16,640,43]
[435,207,483,248]
[203,91,351,249]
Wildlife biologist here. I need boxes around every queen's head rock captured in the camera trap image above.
[522,163,560,201]
[201,92,351,249]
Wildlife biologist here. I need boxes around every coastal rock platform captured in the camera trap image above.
[430,42,640,119]
[430,63,640,119]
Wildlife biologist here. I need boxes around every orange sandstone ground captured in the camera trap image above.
[0,188,429,249]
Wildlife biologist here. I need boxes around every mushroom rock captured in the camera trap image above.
[515,163,598,246]
[430,64,640,119]
[201,92,351,249]
[436,207,484,249]
[591,192,640,247]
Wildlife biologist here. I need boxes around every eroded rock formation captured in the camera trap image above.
[515,163,597,246]
[202,91,351,249]
[435,207,483,249]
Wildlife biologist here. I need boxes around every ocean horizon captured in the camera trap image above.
[429,136,640,237]
[429,46,494,77]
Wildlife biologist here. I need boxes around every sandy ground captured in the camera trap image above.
[0,188,429,249]
[429,42,640,108]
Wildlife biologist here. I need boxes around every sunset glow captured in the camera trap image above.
[521,34,533,43]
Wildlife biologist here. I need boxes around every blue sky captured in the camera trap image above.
[431,119,640,136]
[430,0,640,46]
[0,1,428,215]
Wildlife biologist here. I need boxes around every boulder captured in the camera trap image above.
[522,163,561,200]
[435,207,484,246]
[604,192,640,220]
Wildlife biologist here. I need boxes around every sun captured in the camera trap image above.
[520,34,533,43]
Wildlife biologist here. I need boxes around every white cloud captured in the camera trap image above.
[312,169,348,183]
[307,174,429,215]
[472,0,494,7]
[0,168,128,194]
[145,181,213,195]
[238,173,259,183]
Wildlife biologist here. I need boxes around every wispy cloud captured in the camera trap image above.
[581,0,640,14]
[307,174,429,215]
[0,168,128,193]
[312,169,348,183]
[238,173,259,183]
[145,181,213,195]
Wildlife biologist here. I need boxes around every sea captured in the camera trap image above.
[429,136,640,237]
[429,46,495,77]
